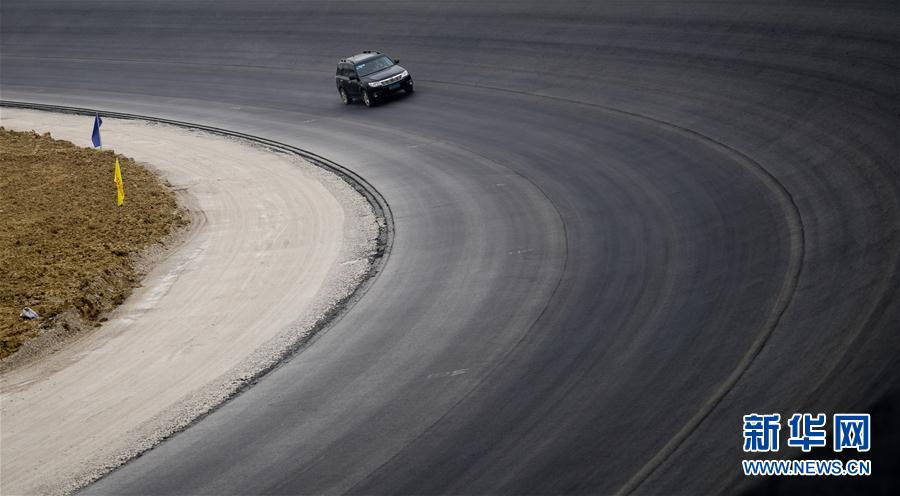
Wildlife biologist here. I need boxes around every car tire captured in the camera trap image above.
[362,90,373,107]
[339,87,351,105]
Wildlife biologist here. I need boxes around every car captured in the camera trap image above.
[335,51,414,107]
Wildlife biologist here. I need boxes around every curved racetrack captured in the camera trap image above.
[2,1,898,494]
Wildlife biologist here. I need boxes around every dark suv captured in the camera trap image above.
[336,51,414,107]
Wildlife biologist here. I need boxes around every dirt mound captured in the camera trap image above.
[0,128,188,359]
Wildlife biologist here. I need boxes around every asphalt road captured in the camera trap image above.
[2,1,898,494]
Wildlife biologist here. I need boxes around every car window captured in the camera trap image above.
[355,56,394,77]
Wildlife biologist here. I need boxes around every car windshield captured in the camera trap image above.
[355,56,394,77]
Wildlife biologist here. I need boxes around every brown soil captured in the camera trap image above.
[0,127,188,359]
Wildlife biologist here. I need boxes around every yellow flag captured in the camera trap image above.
[114,158,125,206]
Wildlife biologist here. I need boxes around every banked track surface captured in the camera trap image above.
[1,1,898,494]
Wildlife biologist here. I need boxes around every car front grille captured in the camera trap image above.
[379,73,404,85]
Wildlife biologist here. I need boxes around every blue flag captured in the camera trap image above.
[91,113,103,147]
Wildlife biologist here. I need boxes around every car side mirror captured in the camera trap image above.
[350,74,359,80]
[394,59,400,64]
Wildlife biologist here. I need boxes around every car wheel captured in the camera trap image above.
[362,90,373,107]
[339,87,351,105]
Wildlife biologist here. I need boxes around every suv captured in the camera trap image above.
[336,51,414,107]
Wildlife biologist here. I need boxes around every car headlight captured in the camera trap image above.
[368,81,382,88]
[400,70,409,78]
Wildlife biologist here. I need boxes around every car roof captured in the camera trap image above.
[340,51,384,65]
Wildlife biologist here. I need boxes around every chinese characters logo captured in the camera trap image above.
[743,413,870,453]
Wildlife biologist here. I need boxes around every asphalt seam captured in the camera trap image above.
[613,128,806,496]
